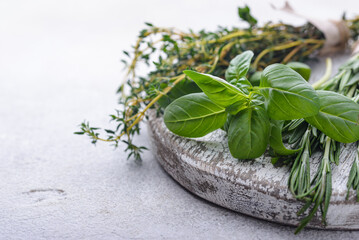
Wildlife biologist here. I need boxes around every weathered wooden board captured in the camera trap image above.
[147,54,359,229]
[147,110,359,229]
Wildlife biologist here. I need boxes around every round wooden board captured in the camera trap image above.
[148,110,359,229]
[147,54,359,230]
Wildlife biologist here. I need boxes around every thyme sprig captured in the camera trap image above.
[77,6,356,160]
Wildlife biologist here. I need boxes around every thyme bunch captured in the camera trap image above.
[76,6,359,160]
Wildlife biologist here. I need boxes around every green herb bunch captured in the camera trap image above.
[76,7,359,161]
[165,51,327,159]
[75,6,359,231]
[164,51,359,232]
[76,6,359,160]
[284,53,359,232]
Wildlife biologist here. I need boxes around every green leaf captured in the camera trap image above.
[74,132,85,135]
[249,71,262,86]
[228,106,270,159]
[238,5,257,27]
[145,22,154,27]
[225,101,248,115]
[248,92,265,107]
[305,90,359,143]
[105,129,115,134]
[164,93,227,138]
[222,114,232,132]
[183,70,248,108]
[344,72,359,87]
[225,51,254,82]
[269,120,301,155]
[158,78,202,108]
[286,62,311,81]
[260,64,319,120]
[225,92,264,115]
[229,78,252,93]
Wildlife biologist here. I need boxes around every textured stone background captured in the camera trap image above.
[1,0,359,239]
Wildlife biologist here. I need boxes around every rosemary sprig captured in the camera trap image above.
[288,125,312,197]
[286,53,359,232]
[295,136,333,234]
[347,145,359,201]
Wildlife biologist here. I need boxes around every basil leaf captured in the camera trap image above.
[222,114,232,132]
[228,106,270,159]
[183,70,248,108]
[225,101,248,115]
[164,92,227,138]
[225,92,264,115]
[158,78,201,108]
[286,62,311,81]
[225,50,254,82]
[229,77,252,94]
[260,64,319,120]
[305,90,359,143]
[269,120,301,155]
[249,71,262,86]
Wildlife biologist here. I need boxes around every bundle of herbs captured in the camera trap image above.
[76,6,359,232]
[163,51,359,233]
[286,53,359,232]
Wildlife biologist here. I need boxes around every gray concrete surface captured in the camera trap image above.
[1,1,359,239]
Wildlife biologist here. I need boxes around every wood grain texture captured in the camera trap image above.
[147,109,359,229]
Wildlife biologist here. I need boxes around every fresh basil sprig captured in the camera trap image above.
[164,50,324,159]
[165,51,359,157]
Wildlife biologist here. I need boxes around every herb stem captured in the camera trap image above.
[253,39,325,69]
[208,30,247,43]
[124,74,186,134]
[312,58,332,90]
[282,43,306,64]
